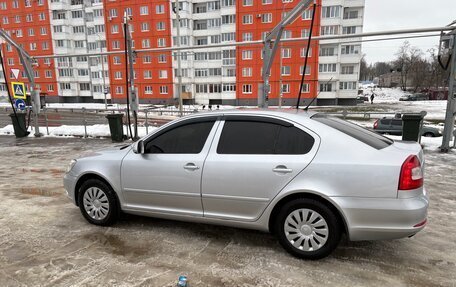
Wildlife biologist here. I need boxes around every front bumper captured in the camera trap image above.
[332,192,429,241]
[63,173,78,205]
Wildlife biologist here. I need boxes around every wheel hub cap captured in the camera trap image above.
[284,208,329,252]
[83,187,109,221]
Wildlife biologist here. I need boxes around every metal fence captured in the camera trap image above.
[0,106,199,138]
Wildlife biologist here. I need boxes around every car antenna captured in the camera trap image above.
[296,1,317,110]
[303,77,333,111]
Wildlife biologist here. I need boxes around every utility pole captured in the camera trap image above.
[441,31,456,152]
[174,0,184,116]
[0,29,40,136]
[124,12,139,139]
[261,0,313,108]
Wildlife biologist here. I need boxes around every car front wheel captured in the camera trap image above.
[78,179,118,226]
[275,199,342,260]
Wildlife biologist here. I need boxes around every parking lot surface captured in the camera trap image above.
[0,136,455,287]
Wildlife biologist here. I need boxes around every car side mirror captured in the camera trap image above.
[133,140,145,154]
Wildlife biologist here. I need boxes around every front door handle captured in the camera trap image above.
[184,163,200,171]
[272,165,293,174]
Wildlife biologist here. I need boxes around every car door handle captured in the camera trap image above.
[184,163,200,171]
[272,165,293,173]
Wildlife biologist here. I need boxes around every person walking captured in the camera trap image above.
[370,93,375,104]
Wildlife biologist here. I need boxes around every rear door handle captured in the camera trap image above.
[184,163,200,171]
[273,165,293,174]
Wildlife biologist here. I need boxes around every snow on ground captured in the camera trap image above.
[0,124,157,138]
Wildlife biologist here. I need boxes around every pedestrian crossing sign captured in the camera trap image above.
[12,82,26,99]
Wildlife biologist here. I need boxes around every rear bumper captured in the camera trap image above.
[331,191,429,241]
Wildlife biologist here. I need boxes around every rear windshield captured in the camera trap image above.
[312,115,393,149]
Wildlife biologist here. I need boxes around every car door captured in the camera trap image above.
[201,115,318,222]
[121,117,219,216]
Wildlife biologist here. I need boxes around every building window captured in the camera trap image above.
[116,86,123,94]
[301,83,310,93]
[158,54,167,63]
[242,15,253,24]
[300,47,312,57]
[60,83,72,90]
[114,71,122,79]
[160,86,168,94]
[242,84,252,94]
[144,70,152,79]
[299,66,311,75]
[319,83,333,92]
[39,12,46,20]
[342,26,357,35]
[261,13,272,23]
[281,84,290,93]
[322,6,341,18]
[142,39,150,48]
[140,22,149,32]
[111,25,119,34]
[281,66,291,76]
[262,0,272,4]
[243,0,253,6]
[143,55,151,64]
[112,41,120,49]
[341,45,360,55]
[145,86,153,94]
[302,9,313,20]
[158,38,166,47]
[47,84,54,91]
[242,67,252,77]
[156,4,165,14]
[319,63,337,73]
[242,50,253,60]
[341,66,355,75]
[156,22,165,31]
[340,81,357,90]
[159,70,168,79]
[321,25,340,36]
[281,48,291,58]
[140,6,149,15]
[242,33,253,42]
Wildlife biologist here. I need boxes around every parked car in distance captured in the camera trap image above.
[399,93,429,101]
[64,110,428,260]
[373,117,442,137]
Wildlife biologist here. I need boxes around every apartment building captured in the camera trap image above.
[0,0,364,106]
[104,0,174,104]
[0,0,58,100]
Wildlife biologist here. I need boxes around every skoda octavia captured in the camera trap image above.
[64,110,428,259]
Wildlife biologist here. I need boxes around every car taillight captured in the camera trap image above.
[373,120,378,129]
[399,155,423,190]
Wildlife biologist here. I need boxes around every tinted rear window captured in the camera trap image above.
[217,120,314,154]
[312,115,393,149]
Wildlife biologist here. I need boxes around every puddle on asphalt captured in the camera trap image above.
[82,233,156,261]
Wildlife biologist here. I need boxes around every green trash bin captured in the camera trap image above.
[402,111,427,142]
[9,113,30,138]
[106,113,124,142]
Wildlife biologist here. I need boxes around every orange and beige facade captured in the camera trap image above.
[0,0,364,105]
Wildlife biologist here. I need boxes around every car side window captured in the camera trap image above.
[217,120,314,155]
[391,119,402,126]
[380,119,391,125]
[145,121,215,154]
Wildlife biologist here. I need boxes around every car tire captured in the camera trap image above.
[78,179,118,226]
[423,132,434,137]
[275,199,342,260]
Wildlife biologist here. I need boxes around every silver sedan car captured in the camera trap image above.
[64,110,428,259]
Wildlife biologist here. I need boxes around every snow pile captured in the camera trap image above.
[0,124,157,138]
[361,88,406,103]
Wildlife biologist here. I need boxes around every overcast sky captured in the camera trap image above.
[362,0,456,64]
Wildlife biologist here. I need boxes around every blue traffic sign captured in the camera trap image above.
[14,99,26,111]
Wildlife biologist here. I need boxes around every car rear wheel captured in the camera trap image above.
[423,132,434,137]
[78,179,118,226]
[275,199,341,260]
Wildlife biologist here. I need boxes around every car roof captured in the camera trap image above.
[184,108,318,123]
